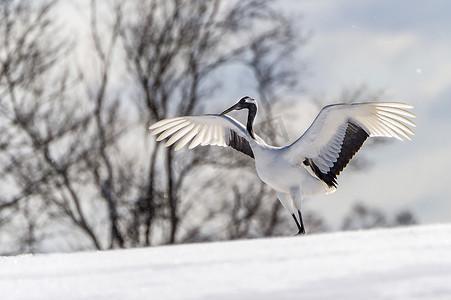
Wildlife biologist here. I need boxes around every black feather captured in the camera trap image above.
[304,120,369,188]
[227,130,254,159]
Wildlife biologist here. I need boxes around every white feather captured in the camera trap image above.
[174,125,200,151]
[149,117,183,130]
[283,102,416,165]
[189,124,208,149]
[149,115,253,151]
[164,124,195,147]
[156,121,190,141]
[150,119,186,136]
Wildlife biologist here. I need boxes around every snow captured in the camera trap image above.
[1,224,451,300]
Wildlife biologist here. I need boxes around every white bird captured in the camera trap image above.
[149,97,416,235]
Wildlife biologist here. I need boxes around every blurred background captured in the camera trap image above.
[0,0,449,254]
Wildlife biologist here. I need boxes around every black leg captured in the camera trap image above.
[291,213,302,235]
[297,210,305,235]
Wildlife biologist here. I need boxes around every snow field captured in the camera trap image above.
[1,224,451,300]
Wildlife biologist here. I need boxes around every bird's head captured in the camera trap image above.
[219,96,257,116]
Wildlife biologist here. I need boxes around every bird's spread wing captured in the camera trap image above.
[283,102,416,187]
[149,114,255,158]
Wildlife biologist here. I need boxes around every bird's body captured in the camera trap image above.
[253,143,327,195]
[150,97,416,234]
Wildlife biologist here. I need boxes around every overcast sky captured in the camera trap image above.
[269,0,451,227]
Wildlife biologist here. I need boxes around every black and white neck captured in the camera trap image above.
[219,96,258,140]
[245,101,257,140]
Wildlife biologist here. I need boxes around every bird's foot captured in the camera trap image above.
[294,228,305,236]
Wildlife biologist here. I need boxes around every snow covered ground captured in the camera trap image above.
[1,224,451,300]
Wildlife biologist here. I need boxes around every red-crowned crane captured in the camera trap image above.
[149,97,416,235]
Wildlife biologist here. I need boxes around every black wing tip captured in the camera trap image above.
[304,158,337,188]
[227,130,254,159]
[305,120,369,188]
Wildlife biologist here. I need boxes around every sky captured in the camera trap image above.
[267,0,451,227]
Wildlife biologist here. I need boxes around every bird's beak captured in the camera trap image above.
[219,103,240,116]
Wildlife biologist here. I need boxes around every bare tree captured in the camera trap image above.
[117,0,305,245]
[0,0,100,253]
[394,210,417,226]
[81,0,125,249]
[341,203,389,231]
[341,202,417,231]
[0,0,308,254]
